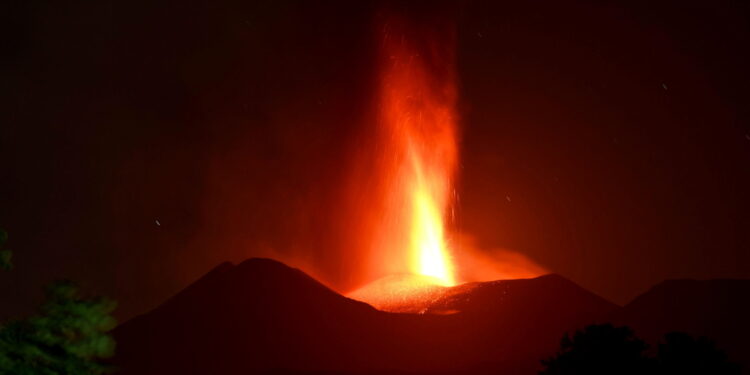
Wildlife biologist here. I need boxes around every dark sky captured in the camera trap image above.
[1,0,749,321]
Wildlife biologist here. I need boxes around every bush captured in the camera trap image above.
[541,324,740,375]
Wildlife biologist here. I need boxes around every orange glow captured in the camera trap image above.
[410,187,454,284]
[374,16,459,287]
[344,14,548,310]
[348,274,449,313]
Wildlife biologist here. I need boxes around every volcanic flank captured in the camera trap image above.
[113,258,750,375]
[114,258,619,375]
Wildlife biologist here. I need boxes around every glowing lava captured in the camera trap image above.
[375,15,459,287]
[344,12,461,309]
[410,187,454,285]
[345,13,548,312]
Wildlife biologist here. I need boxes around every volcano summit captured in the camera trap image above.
[112,258,750,375]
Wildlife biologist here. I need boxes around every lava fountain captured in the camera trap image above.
[347,13,460,309]
[386,47,458,286]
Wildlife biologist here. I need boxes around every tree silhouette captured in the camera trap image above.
[0,282,117,375]
[657,332,740,375]
[540,323,652,375]
[0,230,117,374]
[541,324,741,375]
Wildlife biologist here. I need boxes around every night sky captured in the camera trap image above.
[1,0,749,321]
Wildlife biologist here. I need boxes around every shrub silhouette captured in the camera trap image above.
[540,323,652,375]
[541,324,741,375]
[0,229,117,374]
[657,332,740,375]
[0,281,117,375]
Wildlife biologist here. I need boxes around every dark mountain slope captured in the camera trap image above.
[613,279,750,368]
[114,258,618,375]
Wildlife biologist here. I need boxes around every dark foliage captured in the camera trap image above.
[0,281,117,375]
[0,230,117,374]
[657,332,740,375]
[541,324,741,375]
[540,324,652,375]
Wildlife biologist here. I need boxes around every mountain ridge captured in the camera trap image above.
[114,258,749,375]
